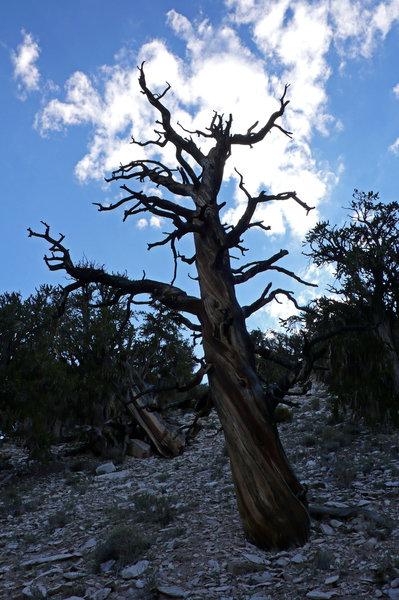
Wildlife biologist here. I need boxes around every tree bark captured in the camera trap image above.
[374,314,399,395]
[194,218,310,550]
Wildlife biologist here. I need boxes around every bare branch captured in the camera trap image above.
[233,250,289,282]
[231,84,291,146]
[138,63,205,166]
[268,265,317,288]
[131,130,167,148]
[105,159,194,198]
[128,362,211,404]
[168,311,202,332]
[257,190,314,214]
[28,223,203,316]
[255,343,295,371]
[243,287,307,318]
[225,176,314,250]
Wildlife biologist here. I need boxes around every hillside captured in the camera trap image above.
[1,382,398,600]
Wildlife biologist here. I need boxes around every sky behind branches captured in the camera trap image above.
[1,0,399,329]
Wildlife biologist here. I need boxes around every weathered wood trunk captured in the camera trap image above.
[194,211,310,549]
[375,314,399,395]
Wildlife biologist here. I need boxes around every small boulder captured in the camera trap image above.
[121,559,149,579]
[95,462,116,475]
[126,439,151,458]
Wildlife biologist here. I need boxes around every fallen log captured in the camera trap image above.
[309,503,393,530]
[124,394,184,458]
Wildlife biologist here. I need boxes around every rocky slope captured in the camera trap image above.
[0,382,398,600]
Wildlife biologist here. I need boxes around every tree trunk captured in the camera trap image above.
[375,315,399,395]
[194,219,310,550]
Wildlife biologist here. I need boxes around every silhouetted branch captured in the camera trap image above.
[138,62,205,166]
[231,84,292,146]
[243,287,307,318]
[28,223,202,316]
[233,250,289,282]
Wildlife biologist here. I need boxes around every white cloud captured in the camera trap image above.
[389,138,399,155]
[137,218,148,229]
[150,216,162,229]
[11,30,41,99]
[390,82,399,154]
[32,1,399,237]
[264,292,300,323]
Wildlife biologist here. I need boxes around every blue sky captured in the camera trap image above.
[1,0,399,329]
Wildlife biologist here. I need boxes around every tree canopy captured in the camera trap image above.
[304,190,399,425]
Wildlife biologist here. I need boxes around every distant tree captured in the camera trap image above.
[0,284,195,458]
[0,286,74,459]
[29,64,317,549]
[305,190,399,425]
[54,283,138,430]
[250,328,311,404]
[134,303,197,408]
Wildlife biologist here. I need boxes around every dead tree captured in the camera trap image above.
[29,64,316,550]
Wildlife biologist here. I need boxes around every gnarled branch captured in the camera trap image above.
[231,84,292,146]
[28,223,202,316]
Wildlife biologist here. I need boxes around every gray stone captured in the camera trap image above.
[135,579,146,589]
[80,537,97,551]
[63,572,86,581]
[99,559,115,573]
[95,462,116,475]
[243,552,267,565]
[21,553,82,567]
[22,585,47,598]
[291,553,307,564]
[389,589,399,600]
[208,558,220,572]
[121,559,149,579]
[249,571,273,584]
[95,469,130,481]
[90,589,112,600]
[306,591,334,600]
[320,523,334,535]
[325,575,339,585]
[156,586,188,597]
[227,558,264,574]
[392,579,399,589]
[127,439,151,458]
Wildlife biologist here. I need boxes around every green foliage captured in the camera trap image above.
[324,326,399,425]
[133,491,176,525]
[0,285,196,459]
[273,405,294,423]
[46,505,74,532]
[251,328,303,385]
[93,524,152,570]
[0,286,75,459]
[134,303,196,409]
[304,190,399,426]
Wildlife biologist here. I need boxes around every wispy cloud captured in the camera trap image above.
[11,30,41,100]
[389,82,399,153]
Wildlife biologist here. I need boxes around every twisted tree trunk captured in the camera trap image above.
[194,216,310,549]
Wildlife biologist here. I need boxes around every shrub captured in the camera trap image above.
[94,524,151,570]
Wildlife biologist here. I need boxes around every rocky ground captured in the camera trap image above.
[1,382,398,600]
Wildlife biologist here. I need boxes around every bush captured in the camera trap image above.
[133,492,176,526]
[94,524,151,570]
